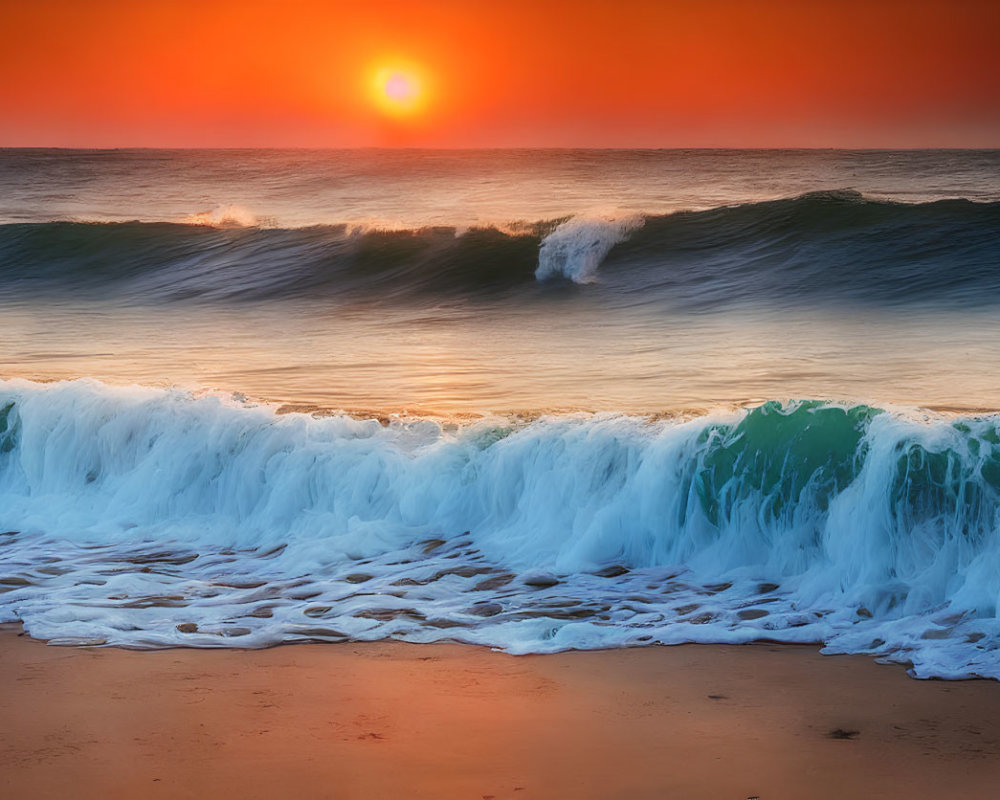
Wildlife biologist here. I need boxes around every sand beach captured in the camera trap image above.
[3,624,999,799]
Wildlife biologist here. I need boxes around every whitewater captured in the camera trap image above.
[2,148,1000,678]
[3,380,1000,678]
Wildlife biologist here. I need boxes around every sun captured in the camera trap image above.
[372,64,427,116]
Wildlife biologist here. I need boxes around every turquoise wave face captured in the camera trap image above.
[692,400,877,525]
[2,380,1000,678]
[0,401,17,454]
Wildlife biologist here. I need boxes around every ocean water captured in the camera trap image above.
[2,148,1000,678]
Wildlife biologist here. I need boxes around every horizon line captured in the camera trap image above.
[2,145,999,153]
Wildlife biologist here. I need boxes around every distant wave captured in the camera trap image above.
[1,191,998,306]
[3,379,1000,677]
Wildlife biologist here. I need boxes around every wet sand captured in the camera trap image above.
[2,623,999,799]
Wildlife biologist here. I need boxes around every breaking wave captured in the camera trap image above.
[4,379,1000,678]
[535,214,643,283]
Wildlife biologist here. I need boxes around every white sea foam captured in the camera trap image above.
[1,379,1000,678]
[535,214,643,283]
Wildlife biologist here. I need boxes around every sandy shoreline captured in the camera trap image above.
[2,624,999,799]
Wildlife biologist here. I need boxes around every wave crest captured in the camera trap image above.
[179,205,265,228]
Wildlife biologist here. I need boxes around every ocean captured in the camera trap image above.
[1,148,999,678]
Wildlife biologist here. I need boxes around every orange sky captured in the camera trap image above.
[2,0,998,148]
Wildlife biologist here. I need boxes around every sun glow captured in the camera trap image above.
[372,64,427,116]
